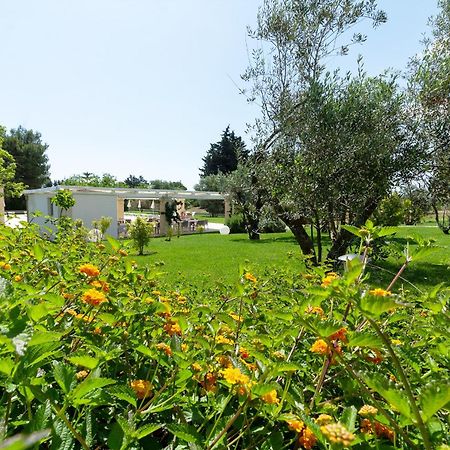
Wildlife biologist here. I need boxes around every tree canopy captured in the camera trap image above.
[237,0,424,262]
[3,126,51,209]
[200,126,248,177]
[408,0,450,232]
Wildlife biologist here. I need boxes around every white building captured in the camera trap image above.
[24,185,228,238]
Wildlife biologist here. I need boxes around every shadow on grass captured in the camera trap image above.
[229,234,299,245]
[368,259,449,291]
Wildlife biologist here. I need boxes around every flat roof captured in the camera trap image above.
[24,185,226,201]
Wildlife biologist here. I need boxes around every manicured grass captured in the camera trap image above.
[126,226,449,292]
[128,232,302,288]
[368,225,450,292]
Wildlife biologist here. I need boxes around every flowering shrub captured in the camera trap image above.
[0,219,449,449]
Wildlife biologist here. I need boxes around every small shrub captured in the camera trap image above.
[128,217,153,255]
[225,214,246,233]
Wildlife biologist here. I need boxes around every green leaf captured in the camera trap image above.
[0,357,15,376]
[67,354,100,370]
[313,319,343,337]
[108,385,137,407]
[347,332,383,348]
[341,225,362,238]
[341,406,357,432]
[362,372,412,419]
[0,430,50,450]
[106,235,121,251]
[107,422,124,450]
[272,362,300,375]
[53,362,76,394]
[419,381,450,422]
[166,424,201,443]
[51,419,74,450]
[261,431,283,450]
[359,294,398,317]
[28,303,51,322]
[28,331,64,347]
[32,244,44,262]
[377,227,398,237]
[136,423,163,439]
[70,377,116,401]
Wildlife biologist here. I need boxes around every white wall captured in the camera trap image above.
[72,193,118,237]
[26,192,119,237]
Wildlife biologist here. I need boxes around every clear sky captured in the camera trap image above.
[0,0,439,189]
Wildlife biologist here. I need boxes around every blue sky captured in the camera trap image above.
[0,1,439,189]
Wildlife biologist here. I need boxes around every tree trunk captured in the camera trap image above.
[275,207,317,264]
[327,198,379,260]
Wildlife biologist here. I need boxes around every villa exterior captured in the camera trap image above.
[24,185,228,238]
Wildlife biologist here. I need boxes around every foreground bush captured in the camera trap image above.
[0,219,449,449]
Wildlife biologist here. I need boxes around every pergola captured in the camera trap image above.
[24,186,230,237]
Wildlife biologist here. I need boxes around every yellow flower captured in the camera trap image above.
[14,275,22,282]
[81,289,107,307]
[152,290,161,296]
[286,419,304,433]
[298,427,317,449]
[321,423,355,446]
[358,405,378,417]
[191,363,202,372]
[118,249,128,256]
[310,339,330,355]
[315,414,333,425]
[221,367,250,385]
[321,272,338,287]
[391,339,402,346]
[216,335,234,345]
[305,305,324,317]
[244,272,257,283]
[229,312,243,322]
[79,264,100,277]
[181,343,188,352]
[369,288,392,297]
[130,379,152,399]
[2,263,11,271]
[177,295,187,303]
[261,389,279,404]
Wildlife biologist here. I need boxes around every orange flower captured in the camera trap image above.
[261,389,279,404]
[369,288,392,297]
[79,264,100,277]
[163,320,182,336]
[156,342,172,356]
[202,372,217,393]
[14,275,22,282]
[310,339,330,355]
[330,327,347,342]
[360,419,394,441]
[90,280,109,292]
[366,349,383,364]
[130,379,152,399]
[321,272,338,287]
[298,427,317,449]
[81,289,107,307]
[287,419,304,433]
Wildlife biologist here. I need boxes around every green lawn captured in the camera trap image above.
[126,226,449,292]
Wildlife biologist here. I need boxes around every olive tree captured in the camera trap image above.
[242,0,420,262]
[408,0,450,233]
